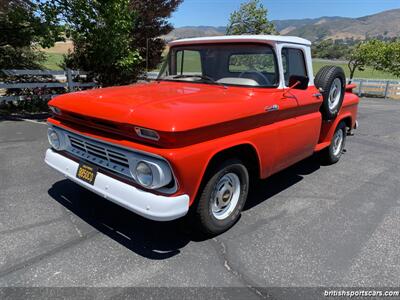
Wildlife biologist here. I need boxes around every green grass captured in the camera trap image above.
[42,52,64,70]
[313,61,399,80]
[177,50,202,73]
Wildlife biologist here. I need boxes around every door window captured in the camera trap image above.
[281,48,307,86]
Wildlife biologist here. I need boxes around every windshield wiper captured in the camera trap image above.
[172,74,227,89]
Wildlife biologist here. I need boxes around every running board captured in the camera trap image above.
[314,141,330,152]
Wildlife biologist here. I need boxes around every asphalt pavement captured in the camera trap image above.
[0,98,399,299]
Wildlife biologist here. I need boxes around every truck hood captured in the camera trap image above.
[49,81,279,132]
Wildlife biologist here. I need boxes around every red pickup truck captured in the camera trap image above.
[45,35,359,235]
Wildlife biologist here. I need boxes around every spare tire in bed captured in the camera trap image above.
[314,66,346,120]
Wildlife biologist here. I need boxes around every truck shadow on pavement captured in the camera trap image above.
[47,155,321,260]
[244,155,321,211]
[48,180,191,260]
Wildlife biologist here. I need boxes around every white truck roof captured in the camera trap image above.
[168,35,312,47]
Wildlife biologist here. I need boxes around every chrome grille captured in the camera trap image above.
[68,136,129,167]
[65,133,132,178]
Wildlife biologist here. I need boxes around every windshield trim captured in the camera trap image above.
[156,79,280,89]
[156,42,280,89]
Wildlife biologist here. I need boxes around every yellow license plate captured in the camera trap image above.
[76,162,98,185]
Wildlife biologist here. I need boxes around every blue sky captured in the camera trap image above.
[170,0,400,27]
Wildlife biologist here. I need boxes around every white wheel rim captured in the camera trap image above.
[211,173,241,220]
[332,129,344,156]
[328,78,342,110]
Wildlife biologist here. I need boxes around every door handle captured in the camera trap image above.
[265,104,279,112]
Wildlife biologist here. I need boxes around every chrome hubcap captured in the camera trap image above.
[211,173,241,220]
[332,129,344,156]
[328,78,342,110]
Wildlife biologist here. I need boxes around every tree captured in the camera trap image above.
[347,39,400,82]
[226,0,277,35]
[50,0,182,86]
[346,40,385,83]
[312,39,351,60]
[0,0,62,69]
[130,1,182,73]
[381,40,400,78]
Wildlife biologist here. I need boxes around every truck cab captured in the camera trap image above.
[45,35,359,235]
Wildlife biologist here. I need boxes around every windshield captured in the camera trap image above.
[158,43,279,88]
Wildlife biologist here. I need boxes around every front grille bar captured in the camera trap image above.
[65,133,131,177]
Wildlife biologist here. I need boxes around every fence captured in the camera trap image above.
[351,78,400,100]
[145,71,159,80]
[2,70,399,102]
[0,69,97,102]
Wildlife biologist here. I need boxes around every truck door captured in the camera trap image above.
[273,46,322,171]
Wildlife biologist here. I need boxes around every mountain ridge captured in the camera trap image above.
[164,8,400,42]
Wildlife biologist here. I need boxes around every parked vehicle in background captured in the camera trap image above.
[45,35,359,235]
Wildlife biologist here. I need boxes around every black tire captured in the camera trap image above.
[193,159,249,236]
[320,122,347,165]
[315,66,346,120]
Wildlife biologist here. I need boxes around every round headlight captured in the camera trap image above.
[135,162,153,187]
[49,106,61,115]
[48,128,62,150]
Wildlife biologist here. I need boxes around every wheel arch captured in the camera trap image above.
[206,143,261,179]
[192,143,261,205]
[340,115,353,129]
[318,112,353,146]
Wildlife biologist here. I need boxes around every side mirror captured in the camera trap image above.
[288,75,309,90]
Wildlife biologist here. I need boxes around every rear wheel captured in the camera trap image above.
[315,66,346,120]
[193,159,249,236]
[320,122,347,165]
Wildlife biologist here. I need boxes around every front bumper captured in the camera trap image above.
[45,149,189,221]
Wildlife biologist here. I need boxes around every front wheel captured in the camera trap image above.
[193,159,249,236]
[320,122,347,165]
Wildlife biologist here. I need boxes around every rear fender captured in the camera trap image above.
[316,92,359,149]
[316,113,356,154]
